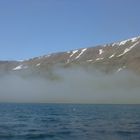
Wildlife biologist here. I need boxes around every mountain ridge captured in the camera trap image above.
[0,36,140,103]
[0,36,140,76]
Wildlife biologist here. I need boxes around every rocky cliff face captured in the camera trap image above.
[1,36,140,77]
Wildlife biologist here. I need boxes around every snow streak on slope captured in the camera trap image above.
[13,65,28,71]
[70,50,78,58]
[99,49,104,55]
[112,36,140,46]
[117,42,139,57]
[109,53,115,58]
[75,48,87,59]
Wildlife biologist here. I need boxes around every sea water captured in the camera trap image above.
[0,104,140,140]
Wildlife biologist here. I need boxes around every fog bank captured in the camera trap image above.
[0,68,140,104]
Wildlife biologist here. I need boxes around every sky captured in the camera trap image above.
[0,0,140,60]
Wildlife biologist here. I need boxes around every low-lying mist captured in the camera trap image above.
[0,67,140,104]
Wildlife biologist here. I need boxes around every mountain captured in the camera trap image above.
[0,36,140,104]
[1,36,140,78]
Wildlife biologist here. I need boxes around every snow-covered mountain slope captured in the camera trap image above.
[1,36,140,76]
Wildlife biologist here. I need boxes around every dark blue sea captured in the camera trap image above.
[0,104,140,140]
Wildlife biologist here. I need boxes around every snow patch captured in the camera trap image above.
[109,53,115,58]
[112,36,140,47]
[99,49,104,55]
[75,48,87,59]
[116,66,126,72]
[117,68,123,72]
[112,43,117,47]
[70,50,78,58]
[45,54,51,58]
[131,36,140,42]
[36,63,41,66]
[96,58,104,61]
[87,59,93,62]
[38,54,51,59]
[112,40,127,46]
[119,40,128,46]
[117,42,139,57]
[13,65,28,71]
